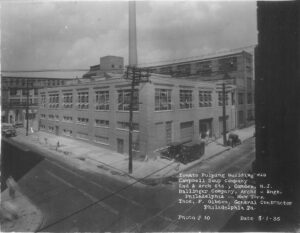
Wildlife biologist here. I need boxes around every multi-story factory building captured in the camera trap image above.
[1,75,70,128]
[38,74,236,158]
[145,50,255,128]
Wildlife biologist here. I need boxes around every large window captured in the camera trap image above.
[49,93,59,109]
[238,93,244,105]
[63,116,73,122]
[155,89,172,111]
[41,94,46,108]
[180,90,193,109]
[118,89,139,111]
[63,93,73,108]
[199,90,212,107]
[95,119,109,127]
[77,117,89,124]
[95,90,109,110]
[247,77,252,90]
[195,61,212,76]
[218,57,238,72]
[175,64,191,76]
[218,92,229,106]
[247,93,253,104]
[77,91,89,110]
[117,121,139,131]
[63,129,72,137]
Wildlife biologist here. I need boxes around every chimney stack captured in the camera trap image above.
[128,1,138,67]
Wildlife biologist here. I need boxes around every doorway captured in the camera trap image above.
[117,138,124,154]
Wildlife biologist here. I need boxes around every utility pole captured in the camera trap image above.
[26,78,29,136]
[221,72,233,146]
[222,80,227,146]
[125,66,150,174]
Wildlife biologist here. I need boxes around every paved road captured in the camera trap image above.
[2,137,255,232]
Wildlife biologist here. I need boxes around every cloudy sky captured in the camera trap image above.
[1,1,257,78]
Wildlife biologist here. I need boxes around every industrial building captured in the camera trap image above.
[145,50,255,129]
[38,73,236,158]
[1,75,71,128]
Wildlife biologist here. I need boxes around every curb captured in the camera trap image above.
[142,147,231,185]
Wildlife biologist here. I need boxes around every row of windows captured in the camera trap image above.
[48,114,59,121]
[63,116,73,122]
[150,56,242,76]
[41,88,252,111]
[3,79,65,88]
[77,117,89,124]
[9,88,39,96]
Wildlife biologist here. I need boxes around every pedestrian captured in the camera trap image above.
[56,141,60,151]
[200,133,206,155]
[44,137,48,145]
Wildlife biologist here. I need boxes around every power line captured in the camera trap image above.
[1,69,89,73]
[37,159,177,232]
[1,44,256,74]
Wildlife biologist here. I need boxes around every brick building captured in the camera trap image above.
[145,50,255,129]
[1,75,70,128]
[38,74,236,158]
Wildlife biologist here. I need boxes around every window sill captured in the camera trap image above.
[95,125,109,128]
[76,137,89,141]
[116,110,139,113]
[178,108,194,111]
[76,123,88,126]
[94,141,110,146]
[95,109,110,112]
[154,110,174,113]
[116,128,140,133]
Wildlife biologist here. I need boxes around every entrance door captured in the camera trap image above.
[117,138,124,154]
[199,118,213,137]
[180,121,194,143]
[55,126,59,135]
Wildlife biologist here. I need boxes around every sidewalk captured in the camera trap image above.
[12,125,255,185]
[0,186,43,232]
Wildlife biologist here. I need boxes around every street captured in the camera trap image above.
[2,137,255,232]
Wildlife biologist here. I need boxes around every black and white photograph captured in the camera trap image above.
[1,0,299,232]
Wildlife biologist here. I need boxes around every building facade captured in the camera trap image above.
[1,76,70,128]
[145,51,255,129]
[38,74,236,158]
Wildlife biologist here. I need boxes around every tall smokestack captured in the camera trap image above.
[129,1,138,67]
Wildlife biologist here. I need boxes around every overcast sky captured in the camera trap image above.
[1,1,257,78]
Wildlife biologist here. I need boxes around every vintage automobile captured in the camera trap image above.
[1,123,17,137]
[227,133,241,147]
[160,141,205,164]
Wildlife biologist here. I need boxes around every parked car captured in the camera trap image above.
[14,123,24,128]
[160,141,205,164]
[1,123,17,137]
[160,142,183,160]
[228,133,241,147]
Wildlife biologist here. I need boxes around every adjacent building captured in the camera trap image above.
[1,75,71,128]
[38,74,236,158]
[82,55,124,79]
[145,50,255,129]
